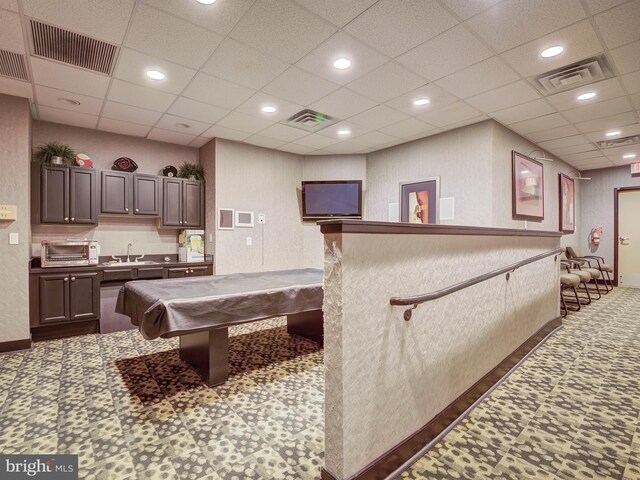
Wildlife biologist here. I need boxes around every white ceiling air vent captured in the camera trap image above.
[595,135,640,149]
[531,54,614,96]
[30,20,118,75]
[282,109,337,132]
[0,50,29,81]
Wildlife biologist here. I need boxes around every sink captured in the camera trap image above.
[102,260,159,267]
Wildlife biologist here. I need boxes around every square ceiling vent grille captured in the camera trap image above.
[282,109,337,132]
[531,54,614,96]
[0,50,29,81]
[30,20,118,75]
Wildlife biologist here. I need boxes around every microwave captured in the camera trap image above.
[41,240,99,268]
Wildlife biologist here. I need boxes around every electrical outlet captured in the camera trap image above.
[9,233,18,245]
[0,205,17,221]
[246,236,253,246]
[258,214,266,224]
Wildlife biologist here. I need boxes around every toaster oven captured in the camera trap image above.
[40,240,99,268]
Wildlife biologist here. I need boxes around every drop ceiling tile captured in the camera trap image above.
[316,121,372,139]
[155,114,211,136]
[321,141,368,154]
[445,115,489,130]
[217,111,274,134]
[435,57,519,99]
[585,0,628,15]
[167,98,229,125]
[509,113,569,135]
[295,32,389,85]
[35,85,103,115]
[97,117,151,137]
[344,0,457,57]
[416,101,482,127]
[244,135,287,150]
[594,1,640,49]
[546,78,626,111]
[351,130,398,148]
[609,41,640,75]
[202,39,289,90]
[0,0,18,12]
[603,143,640,163]
[102,101,162,126]
[563,96,633,123]
[0,77,32,99]
[140,0,254,36]
[552,143,599,156]
[230,0,337,64]
[378,118,438,138]
[538,135,590,150]
[147,128,197,146]
[347,62,426,103]
[561,150,606,162]
[309,88,377,120]
[37,105,98,129]
[258,124,309,143]
[30,58,110,98]
[235,92,304,123]
[293,133,340,149]
[189,137,212,148]
[466,0,586,52]
[465,81,541,113]
[440,0,503,19]
[108,80,176,112]
[113,49,197,95]
[292,0,377,27]
[499,20,603,78]
[348,105,409,130]
[0,10,24,53]
[202,125,251,141]
[526,124,580,143]
[279,143,317,155]
[573,111,637,133]
[262,67,340,105]
[630,92,640,110]
[621,71,640,94]
[583,122,640,142]
[22,0,134,44]
[490,99,555,125]
[396,25,492,82]
[126,4,222,69]
[569,157,614,169]
[183,73,255,110]
[384,84,458,116]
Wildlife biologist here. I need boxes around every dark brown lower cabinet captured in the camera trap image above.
[167,266,212,278]
[38,273,70,324]
[69,272,100,321]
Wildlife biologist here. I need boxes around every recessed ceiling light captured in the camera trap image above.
[623,153,636,159]
[577,92,596,101]
[261,105,277,113]
[605,130,621,137]
[146,69,165,80]
[413,98,430,106]
[196,0,217,4]
[333,58,351,70]
[175,123,191,129]
[58,98,80,106]
[337,129,351,136]
[540,46,563,58]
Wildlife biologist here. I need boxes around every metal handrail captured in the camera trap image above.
[390,248,564,321]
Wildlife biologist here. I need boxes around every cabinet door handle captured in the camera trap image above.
[64,217,69,222]
[70,217,75,222]
[64,277,69,282]
[70,277,76,282]
[135,208,139,212]
[190,269,194,273]
[125,208,129,212]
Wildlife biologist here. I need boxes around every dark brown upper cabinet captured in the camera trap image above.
[100,171,160,216]
[161,177,203,228]
[39,165,97,225]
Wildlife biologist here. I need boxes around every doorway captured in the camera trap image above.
[615,187,640,287]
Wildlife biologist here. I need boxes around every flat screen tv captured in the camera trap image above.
[301,180,362,220]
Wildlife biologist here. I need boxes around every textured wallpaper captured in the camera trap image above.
[324,232,560,478]
[0,94,31,342]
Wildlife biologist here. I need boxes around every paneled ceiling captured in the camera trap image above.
[0,0,639,170]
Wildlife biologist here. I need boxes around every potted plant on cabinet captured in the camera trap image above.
[34,142,76,165]
[177,162,205,181]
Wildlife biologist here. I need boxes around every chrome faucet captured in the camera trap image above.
[126,243,132,262]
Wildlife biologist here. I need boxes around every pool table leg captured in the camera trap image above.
[287,310,324,347]
[179,327,229,387]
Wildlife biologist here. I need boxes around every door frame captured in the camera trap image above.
[614,186,640,287]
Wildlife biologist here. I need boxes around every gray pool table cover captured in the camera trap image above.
[116,268,324,339]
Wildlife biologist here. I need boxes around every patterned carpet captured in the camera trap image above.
[0,288,638,480]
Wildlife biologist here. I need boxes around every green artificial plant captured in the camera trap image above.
[34,141,76,165]
[177,162,205,181]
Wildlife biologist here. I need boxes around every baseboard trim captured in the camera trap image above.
[0,338,32,353]
[321,316,563,480]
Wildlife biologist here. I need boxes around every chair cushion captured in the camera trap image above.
[560,274,580,287]
[600,264,613,273]
[568,269,591,282]
[582,268,602,279]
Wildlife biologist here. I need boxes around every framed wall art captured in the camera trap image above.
[235,211,254,227]
[400,177,440,224]
[559,173,575,233]
[512,151,544,221]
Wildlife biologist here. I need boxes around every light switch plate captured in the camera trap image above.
[246,236,252,246]
[0,205,17,221]
[258,214,266,224]
[9,233,18,245]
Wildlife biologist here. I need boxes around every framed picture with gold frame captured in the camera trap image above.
[512,151,544,221]
[559,173,575,233]
[400,178,440,224]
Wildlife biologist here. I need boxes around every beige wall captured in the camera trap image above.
[31,121,200,256]
[214,139,304,274]
[0,94,31,343]
[579,165,640,265]
[323,230,560,479]
[200,138,216,261]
